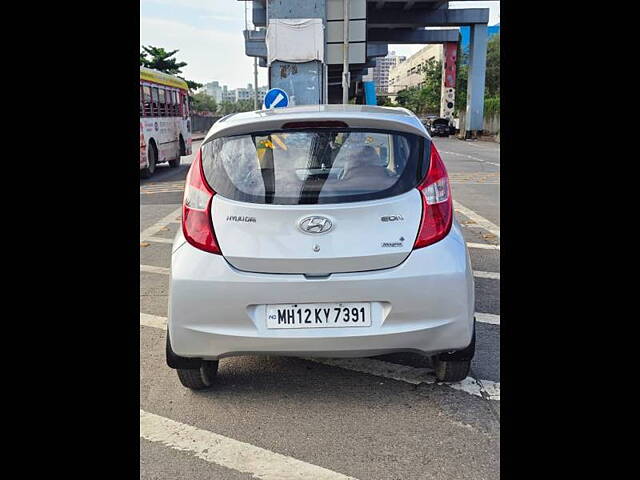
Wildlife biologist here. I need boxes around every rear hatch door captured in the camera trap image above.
[202,128,428,274]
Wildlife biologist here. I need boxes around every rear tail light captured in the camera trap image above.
[413,143,453,249]
[182,149,221,254]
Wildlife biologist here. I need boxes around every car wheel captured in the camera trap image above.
[433,358,471,382]
[176,360,219,390]
[141,144,156,179]
[432,321,475,382]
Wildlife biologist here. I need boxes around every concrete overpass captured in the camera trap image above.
[239,0,493,136]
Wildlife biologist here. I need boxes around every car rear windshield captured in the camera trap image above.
[201,129,428,205]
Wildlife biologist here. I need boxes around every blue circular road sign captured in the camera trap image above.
[263,88,289,109]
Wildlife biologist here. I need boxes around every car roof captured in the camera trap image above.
[204,104,429,141]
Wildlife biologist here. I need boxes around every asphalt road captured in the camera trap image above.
[140,136,500,480]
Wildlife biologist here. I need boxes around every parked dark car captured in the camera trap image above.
[420,118,432,135]
[431,118,453,137]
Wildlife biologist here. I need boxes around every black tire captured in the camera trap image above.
[433,320,475,382]
[433,358,471,382]
[169,138,183,168]
[140,142,156,178]
[176,360,219,390]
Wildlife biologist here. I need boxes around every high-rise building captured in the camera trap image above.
[363,51,406,94]
[202,81,223,103]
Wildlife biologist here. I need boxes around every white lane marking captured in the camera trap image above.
[467,242,500,250]
[140,313,499,400]
[454,200,500,238]
[140,409,357,480]
[474,271,500,280]
[451,182,499,185]
[310,358,500,401]
[145,236,174,245]
[140,264,170,275]
[140,207,181,242]
[475,312,500,325]
[311,357,433,385]
[440,150,500,168]
[140,312,168,329]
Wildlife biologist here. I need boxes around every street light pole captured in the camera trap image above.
[342,0,350,104]
[254,56,259,110]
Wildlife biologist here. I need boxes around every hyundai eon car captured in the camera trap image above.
[167,105,475,390]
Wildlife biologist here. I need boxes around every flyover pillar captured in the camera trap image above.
[440,41,458,121]
[464,23,488,138]
[265,0,326,105]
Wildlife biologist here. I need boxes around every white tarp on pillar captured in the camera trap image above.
[266,18,324,66]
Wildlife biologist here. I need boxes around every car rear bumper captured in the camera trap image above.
[168,221,475,359]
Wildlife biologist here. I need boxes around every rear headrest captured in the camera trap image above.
[347,145,380,168]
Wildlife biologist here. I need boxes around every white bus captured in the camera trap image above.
[140,67,192,178]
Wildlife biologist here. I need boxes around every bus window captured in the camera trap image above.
[140,86,143,117]
[151,87,159,116]
[182,93,189,119]
[143,86,152,116]
[158,88,166,117]
[172,91,178,116]
[168,90,175,116]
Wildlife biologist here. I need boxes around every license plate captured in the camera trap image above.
[266,302,372,329]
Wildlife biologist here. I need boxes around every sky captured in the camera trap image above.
[140,0,500,91]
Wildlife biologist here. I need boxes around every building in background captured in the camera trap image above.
[221,85,236,103]
[388,24,499,100]
[388,44,442,96]
[362,51,406,95]
[202,81,223,103]
[200,82,269,105]
[256,86,268,104]
[234,84,254,102]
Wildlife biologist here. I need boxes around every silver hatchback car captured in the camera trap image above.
[167,105,475,390]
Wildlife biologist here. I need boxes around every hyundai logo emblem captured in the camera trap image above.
[299,216,333,234]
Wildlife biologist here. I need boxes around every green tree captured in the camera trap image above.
[216,101,235,116]
[485,34,500,97]
[419,58,442,114]
[190,92,217,113]
[378,96,396,107]
[140,45,202,92]
[183,79,203,92]
[140,46,187,74]
[394,58,442,115]
[395,87,421,113]
[235,99,256,112]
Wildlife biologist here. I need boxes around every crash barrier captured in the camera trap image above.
[190,115,223,134]
[457,111,500,137]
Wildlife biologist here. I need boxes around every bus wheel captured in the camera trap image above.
[169,137,185,168]
[141,143,156,179]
